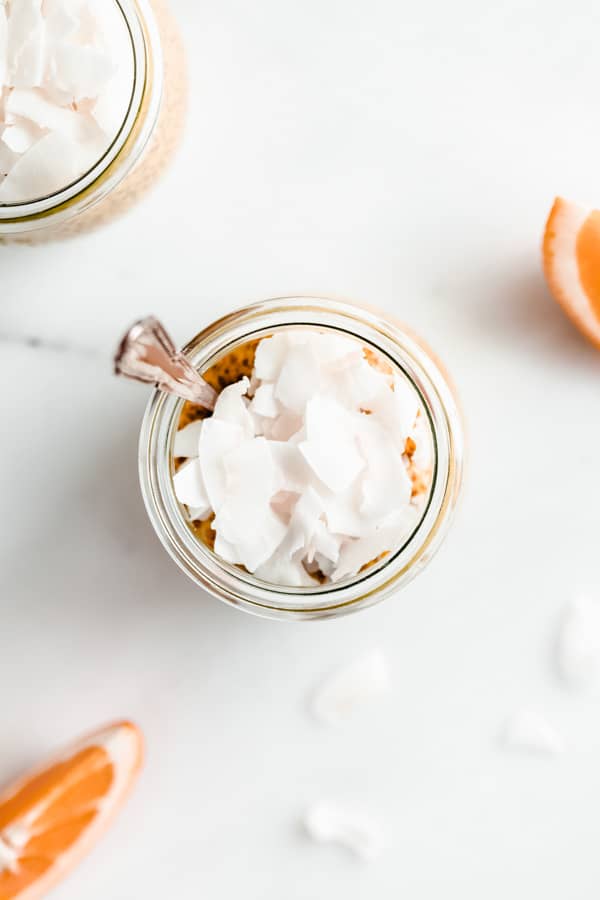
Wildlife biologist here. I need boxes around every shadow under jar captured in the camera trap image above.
[139,297,465,621]
[0,0,185,241]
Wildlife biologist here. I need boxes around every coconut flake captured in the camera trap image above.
[275,344,321,414]
[44,0,79,41]
[212,377,254,437]
[0,138,16,174]
[0,117,42,154]
[216,438,279,543]
[314,332,365,369]
[307,521,342,566]
[213,531,238,564]
[49,40,114,101]
[369,373,421,448]
[287,487,323,544]
[264,409,303,442]
[0,130,81,201]
[502,709,565,756]
[269,441,313,495]
[300,396,365,493]
[254,548,316,587]
[5,88,101,142]
[187,506,210,522]
[250,382,279,418]
[213,438,287,570]
[0,6,8,88]
[303,803,385,860]
[357,421,413,521]
[331,509,417,582]
[557,594,600,694]
[312,649,390,725]
[198,419,247,512]
[173,459,210,516]
[253,333,289,381]
[216,506,287,572]
[321,484,364,538]
[174,420,203,459]
[6,0,45,88]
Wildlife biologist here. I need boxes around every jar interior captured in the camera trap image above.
[0,0,136,206]
[168,323,438,594]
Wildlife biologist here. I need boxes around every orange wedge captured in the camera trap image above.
[542,196,600,347]
[0,721,143,900]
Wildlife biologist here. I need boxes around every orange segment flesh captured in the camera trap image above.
[576,210,600,319]
[542,196,600,348]
[0,722,142,900]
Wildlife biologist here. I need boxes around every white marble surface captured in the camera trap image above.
[2,0,600,897]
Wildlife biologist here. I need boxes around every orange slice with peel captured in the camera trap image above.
[542,196,600,347]
[0,721,142,900]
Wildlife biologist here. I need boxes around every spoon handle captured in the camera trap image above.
[114,316,217,409]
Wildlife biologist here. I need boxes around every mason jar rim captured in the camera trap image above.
[139,296,464,621]
[0,0,162,233]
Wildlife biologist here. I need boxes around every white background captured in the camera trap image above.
[2,0,600,897]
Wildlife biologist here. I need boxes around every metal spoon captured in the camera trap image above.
[114,316,217,410]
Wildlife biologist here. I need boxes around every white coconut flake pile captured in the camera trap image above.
[173,330,433,587]
[303,803,385,861]
[0,0,134,203]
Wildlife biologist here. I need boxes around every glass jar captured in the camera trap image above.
[0,0,185,241]
[139,297,464,620]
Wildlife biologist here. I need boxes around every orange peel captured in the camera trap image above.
[542,196,600,347]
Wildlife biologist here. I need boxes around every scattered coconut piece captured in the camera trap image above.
[312,649,390,725]
[501,709,565,756]
[557,594,600,694]
[303,803,385,861]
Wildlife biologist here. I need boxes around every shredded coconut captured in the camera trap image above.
[557,594,600,695]
[312,649,391,724]
[173,330,433,586]
[501,709,565,756]
[303,803,385,860]
[0,0,134,203]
